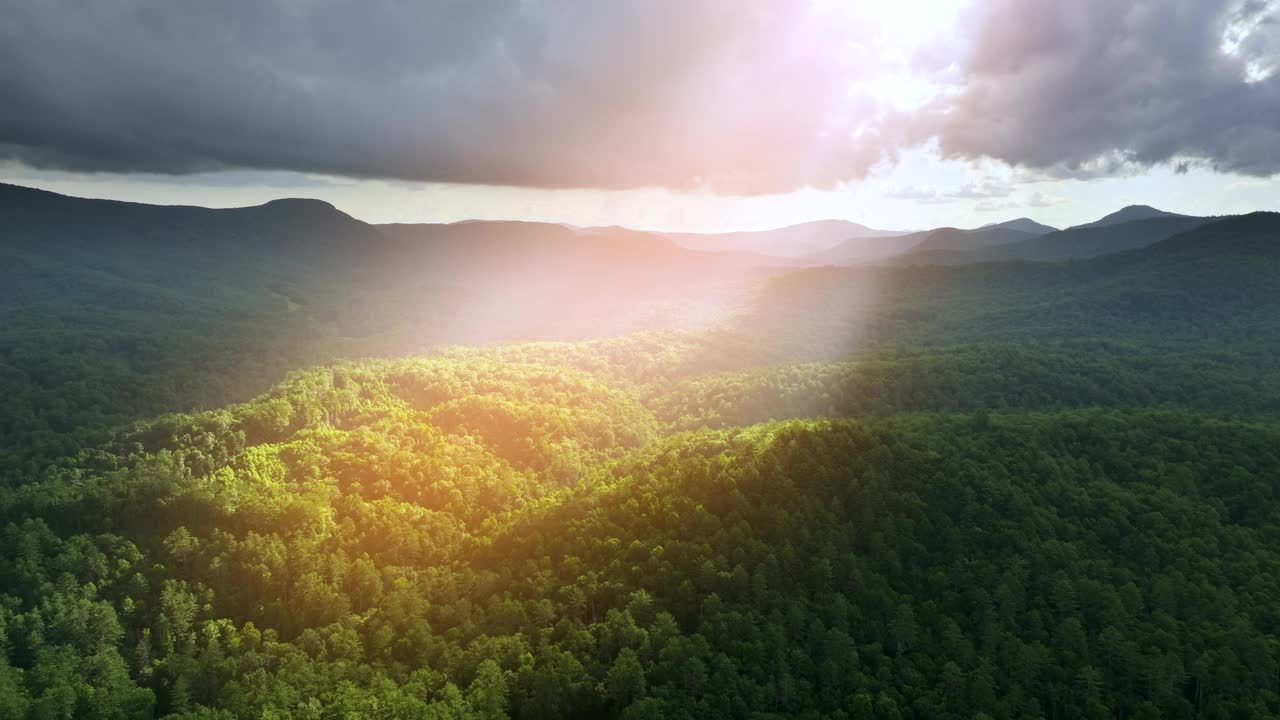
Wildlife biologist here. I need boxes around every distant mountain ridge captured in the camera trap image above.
[812,225,1036,265]
[890,215,1216,266]
[908,226,1037,254]
[0,181,383,262]
[377,220,763,268]
[663,219,910,258]
[984,215,1213,263]
[1138,211,1280,260]
[740,211,1280,361]
[0,181,780,359]
[0,182,1252,273]
[1,182,346,221]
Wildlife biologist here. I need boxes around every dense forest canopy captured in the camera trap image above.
[3,184,1280,718]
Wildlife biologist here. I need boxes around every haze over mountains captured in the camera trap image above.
[3,181,1219,270]
[424,196,1210,267]
[745,210,1280,359]
[0,180,1266,375]
[659,206,1213,267]
[0,177,1262,443]
[0,182,1231,280]
[661,219,910,257]
[3,178,1274,471]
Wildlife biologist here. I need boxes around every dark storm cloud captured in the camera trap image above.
[5,1,1279,191]
[0,0,890,193]
[909,0,1280,177]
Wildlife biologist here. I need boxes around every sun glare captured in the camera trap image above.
[815,0,971,53]
[808,0,970,111]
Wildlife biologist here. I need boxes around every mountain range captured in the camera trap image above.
[0,182,1217,271]
[740,210,1280,360]
[0,184,1252,360]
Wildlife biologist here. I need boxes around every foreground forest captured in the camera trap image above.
[4,347,1280,719]
[3,184,1280,718]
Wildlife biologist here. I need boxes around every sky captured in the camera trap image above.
[2,0,1278,233]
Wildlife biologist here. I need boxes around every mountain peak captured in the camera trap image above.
[981,217,1058,236]
[239,197,364,230]
[255,197,340,213]
[1075,204,1185,229]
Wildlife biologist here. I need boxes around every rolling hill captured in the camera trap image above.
[981,217,1058,235]
[4,341,1280,718]
[812,225,1035,265]
[739,212,1280,357]
[811,209,1205,268]
[906,226,1037,254]
[895,215,1215,265]
[0,183,773,473]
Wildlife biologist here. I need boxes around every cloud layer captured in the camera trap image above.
[913,0,1280,178]
[0,1,892,193]
[2,0,1278,192]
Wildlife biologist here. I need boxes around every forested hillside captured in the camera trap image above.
[3,350,1280,718]
[0,185,761,476]
[6,0,1280,716]
[3,185,1280,718]
[888,216,1213,266]
[744,213,1280,357]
